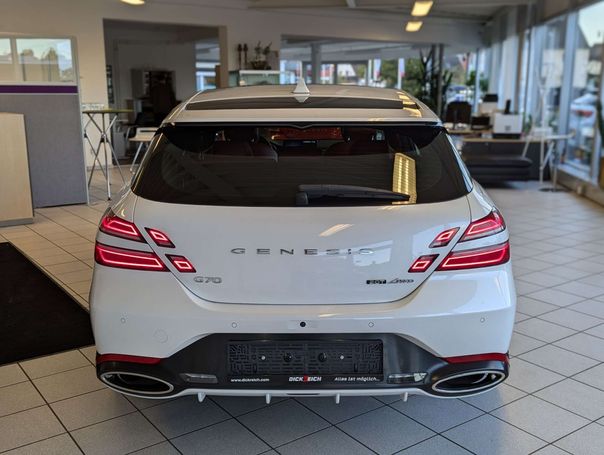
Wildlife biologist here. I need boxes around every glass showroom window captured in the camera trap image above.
[0,38,17,81]
[320,64,336,84]
[565,1,604,175]
[336,63,368,86]
[15,38,75,83]
[530,17,566,132]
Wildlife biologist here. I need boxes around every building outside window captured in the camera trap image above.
[533,16,567,133]
[564,1,604,176]
[0,37,75,84]
[336,63,367,85]
[195,61,217,92]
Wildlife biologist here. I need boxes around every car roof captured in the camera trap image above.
[166,84,440,124]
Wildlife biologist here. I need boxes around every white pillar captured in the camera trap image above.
[311,43,322,84]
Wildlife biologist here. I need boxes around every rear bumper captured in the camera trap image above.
[90,262,516,360]
[97,333,509,399]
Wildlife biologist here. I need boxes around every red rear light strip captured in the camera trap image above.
[96,353,162,365]
[429,227,460,248]
[437,242,510,271]
[95,243,168,271]
[166,254,196,273]
[99,210,145,242]
[146,228,175,248]
[444,353,509,364]
[460,210,506,242]
[408,254,439,273]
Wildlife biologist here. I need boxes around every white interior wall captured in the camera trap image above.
[0,0,486,107]
[115,42,196,105]
[105,36,197,109]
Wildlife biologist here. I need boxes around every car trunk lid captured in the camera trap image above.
[134,196,469,304]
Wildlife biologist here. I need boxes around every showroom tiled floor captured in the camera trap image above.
[1,173,604,454]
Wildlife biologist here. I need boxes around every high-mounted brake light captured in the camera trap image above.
[430,227,460,248]
[409,254,439,273]
[166,255,196,273]
[94,243,168,271]
[146,228,175,248]
[437,242,510,271]
[99,210,144,242]
[460,210,505,242]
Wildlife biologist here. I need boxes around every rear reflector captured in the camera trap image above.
[444,353,509,364]
[94,243,168,271]
[408,254,439,273]
[437,242,510,271]
[429,227,460,248]
[99,210,144,242]
[460,210,505,242]
[166,254,196,273]
[146,228,175,248]
[96,353,162,365]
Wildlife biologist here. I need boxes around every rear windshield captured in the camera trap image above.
[132,124,472,207]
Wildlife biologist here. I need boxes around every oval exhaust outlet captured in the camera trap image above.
[432,370,506,395]
[100,371,174,395]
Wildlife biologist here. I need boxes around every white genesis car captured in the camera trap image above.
[91,83,515,402]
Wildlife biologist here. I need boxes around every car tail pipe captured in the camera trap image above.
[429,353,509,396]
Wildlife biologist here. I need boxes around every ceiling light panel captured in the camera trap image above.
[405,21,423,32]
[411,1,433,17]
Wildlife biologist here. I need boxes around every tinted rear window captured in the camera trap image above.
[132,124,471,207]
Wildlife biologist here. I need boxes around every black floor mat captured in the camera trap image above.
[0,242,95,365]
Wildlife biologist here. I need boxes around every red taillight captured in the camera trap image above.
[460,210,505,242]
[429,227,460,248]
[146,228,175,248]
[437,242,510,271]
[166,254,196,273]
[96,353,162,365]
[99,210,144,242]
[444,353,509,364]
[408,254,439,273]
[94,243,168,271]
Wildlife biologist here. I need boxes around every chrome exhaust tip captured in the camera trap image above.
[100,371,174,395]
[432,370,506,395]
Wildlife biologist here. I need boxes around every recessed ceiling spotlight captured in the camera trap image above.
[120,0,145,5]
[406,21,423,32]
[411,1,433,17]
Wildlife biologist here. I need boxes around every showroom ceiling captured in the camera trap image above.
[248,0,533,22]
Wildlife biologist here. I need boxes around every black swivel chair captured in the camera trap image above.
[445,101,472,125]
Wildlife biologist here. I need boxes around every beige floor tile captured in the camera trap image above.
[45,261,91,275]
[1,433,82,455]
[34,253,77,267]
[55,268,93,285]
[33,366,105,403]
[0,364,28,388]
[51,388,136,431]
[71,412,165,455]
[52,236,91,247]
[0,382,45,418]
[79,346,97,364]
[0,406,65,452]
[60,241,94,253]
[25,246,68,259]
[68,280,92,295]
[72,250,94,261]
[20,350,90,380]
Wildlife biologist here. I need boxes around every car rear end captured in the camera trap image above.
[90,86,515,401]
